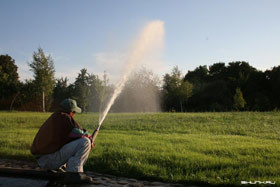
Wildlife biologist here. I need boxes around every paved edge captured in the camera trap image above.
[0,167,65,180]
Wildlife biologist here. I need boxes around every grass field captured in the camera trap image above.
[0,112,280,186]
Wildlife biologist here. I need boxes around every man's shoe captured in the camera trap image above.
[62,172,93,184]
[48,167,66,173]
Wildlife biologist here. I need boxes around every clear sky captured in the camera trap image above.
[1,0,280,83]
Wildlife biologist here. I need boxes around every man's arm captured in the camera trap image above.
[69,128,95,149]
[69,128,90,138]
[67,115,95,149]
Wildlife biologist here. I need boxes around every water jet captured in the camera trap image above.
[91,20,165,141]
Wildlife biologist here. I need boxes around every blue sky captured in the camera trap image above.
[1,0,280,83]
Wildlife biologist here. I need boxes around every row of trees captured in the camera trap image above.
[0,48,162,112]
[1,48,280,112]
[0,48,112,112]
[163,62,280,111]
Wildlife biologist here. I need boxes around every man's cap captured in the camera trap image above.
[60,99,82,113]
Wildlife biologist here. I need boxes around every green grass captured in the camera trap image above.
[0,112,280,186]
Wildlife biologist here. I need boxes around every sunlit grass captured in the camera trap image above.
[0,112,280,185]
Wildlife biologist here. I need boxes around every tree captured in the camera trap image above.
[29,48,55,112]
[17,79,41,111]
[225,62,258,110]
[178,81,193,112]
[73,68,90,112]
[163,66,193,112]
[52,77,72,110]
[233,87,246,110]
[87,72,103,112]
[209,62,226,81]
[187,80,232,111]
[0,55,19,84]
[72,68,106,112]
[185,61,263,111]
[244,70,268,111]
[0,54,20,110]
[184,65,209,84]
[265,66,280,109]
[98,71,113,112]
[184,65,209,97]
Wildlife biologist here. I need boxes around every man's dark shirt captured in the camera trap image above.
[31,111,82,155]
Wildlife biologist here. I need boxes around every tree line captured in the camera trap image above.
[169,62,279,112]
[1,48,280,112]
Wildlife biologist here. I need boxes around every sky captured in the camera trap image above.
[1,0,280,83]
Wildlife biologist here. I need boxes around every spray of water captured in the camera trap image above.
[98,20,165,127]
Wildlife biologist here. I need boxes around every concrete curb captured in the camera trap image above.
[0,158,190,187]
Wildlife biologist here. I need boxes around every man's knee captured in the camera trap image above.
[79,137,91,149]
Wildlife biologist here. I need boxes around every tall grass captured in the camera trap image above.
[0,112,280,185]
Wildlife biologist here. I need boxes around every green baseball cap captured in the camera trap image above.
[60,99,82,113]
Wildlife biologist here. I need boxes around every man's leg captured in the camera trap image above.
[64,138,91,172]
[37,138,91,172]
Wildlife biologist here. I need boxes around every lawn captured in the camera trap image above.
[0,111,280,186]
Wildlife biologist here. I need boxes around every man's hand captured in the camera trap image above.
[87,135,95,150]
[91,141,95,150]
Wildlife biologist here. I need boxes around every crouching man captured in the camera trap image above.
[31,99,94,184]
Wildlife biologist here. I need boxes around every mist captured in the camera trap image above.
[98,20,165,125]
[112,67,162,112]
